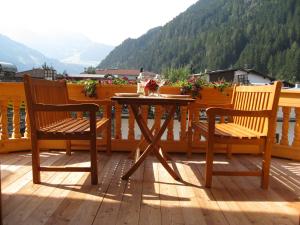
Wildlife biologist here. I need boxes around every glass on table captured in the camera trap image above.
[137,73,155,96]
[154,74,166,96]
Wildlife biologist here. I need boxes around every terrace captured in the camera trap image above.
[0,82,299,224]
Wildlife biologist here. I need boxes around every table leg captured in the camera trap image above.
[122,143,153,179]
[159,147,172,161]
[128,123,156,159]
[122,104,180,180]
[153,149,180,180]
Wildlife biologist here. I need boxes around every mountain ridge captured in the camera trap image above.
[9,32,114,67]
[99,0,300,82]
[0,34,84,73]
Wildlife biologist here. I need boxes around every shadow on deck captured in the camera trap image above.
[1,151,299,225]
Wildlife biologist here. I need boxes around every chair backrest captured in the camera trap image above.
[23,75,71,131]
[231,81,282,135]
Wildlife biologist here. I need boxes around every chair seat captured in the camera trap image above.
[38,118,109,138]
[192,121,267,140]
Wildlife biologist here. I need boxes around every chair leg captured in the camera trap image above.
[205,139,214,188]
[261,139,272,189]
[66,140,71,156]
[90,137,98,185]
[226,144,232,159]
[31,138,41,184]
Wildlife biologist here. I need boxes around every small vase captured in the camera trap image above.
[148,90,158,96]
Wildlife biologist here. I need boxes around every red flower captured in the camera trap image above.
[145,79,159,91]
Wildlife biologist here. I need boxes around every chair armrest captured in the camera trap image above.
[206,107,272,117]
[69,99,112,117]
[33,103,99,112]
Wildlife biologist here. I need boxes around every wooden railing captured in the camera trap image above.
[272,89,300,160]
[0,82,299,160]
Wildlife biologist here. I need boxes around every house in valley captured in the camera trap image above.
[0,61,18,81]
[205,68,275,85]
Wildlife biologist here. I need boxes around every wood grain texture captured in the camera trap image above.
[189,82,282,189]
[23,75,111,184]
[1,151,299,225]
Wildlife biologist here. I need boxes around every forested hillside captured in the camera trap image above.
[99,0,300,82]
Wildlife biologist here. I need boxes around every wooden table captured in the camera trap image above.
[111,95,194,180]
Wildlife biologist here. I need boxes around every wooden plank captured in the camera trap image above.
[67,153,122,225]
[158,159,185,225]
[2,152,68,189]
[39,153,98,225]
[180,154,230,225]
[115,155,144,225]
[92,155,132,225]
[173,157,208,225]
[22,152,99,225]
[3,152,82,224]
[1,153,31,177]
[2,152,65,202]
[0,152,299,224]
[194,154,255,225]
[209,155,269,225]
[232,155,298,225]
[139,158,161,225]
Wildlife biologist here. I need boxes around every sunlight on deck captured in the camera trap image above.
[1,152,299,225]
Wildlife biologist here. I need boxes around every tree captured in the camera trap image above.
[84,66,96,74]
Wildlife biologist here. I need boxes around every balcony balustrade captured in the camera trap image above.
[0,82,299,161]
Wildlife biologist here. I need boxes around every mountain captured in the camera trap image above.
[0,34,84,73]
[99,0,300,82]
[17,32,114,66]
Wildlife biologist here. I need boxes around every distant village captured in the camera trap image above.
[0,61,294,87]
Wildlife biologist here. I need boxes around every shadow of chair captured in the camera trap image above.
[23,75,111,185]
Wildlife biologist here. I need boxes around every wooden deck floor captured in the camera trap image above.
[1,151,299,225]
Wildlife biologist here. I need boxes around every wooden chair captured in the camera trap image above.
[188,81,282,189]
[23,75,111,185]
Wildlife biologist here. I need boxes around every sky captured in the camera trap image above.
[0,0,198,46]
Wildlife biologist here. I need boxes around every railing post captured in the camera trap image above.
[180,106,187,140]
[128,106,135,140]
[193,108,201,145]
[77,112,83,118]
[140,106,148,140]
[292,107,300,147]
[167,107,174,141]
[12,99,22,139]
[102,106,107,141]
[280,106,291,146]
[0,100,9,140]
[24,106,30,139]
[220,116,225,123]
[115,103,122,139]
[154,105,163,135]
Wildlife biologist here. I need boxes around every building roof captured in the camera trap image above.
[0,61,17,73]
[95,69,156,77]
[207,68,294,87]
[16,68,44,78]
[207,68,275,80]
[66,74,107,79]
[207,68,237,75]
